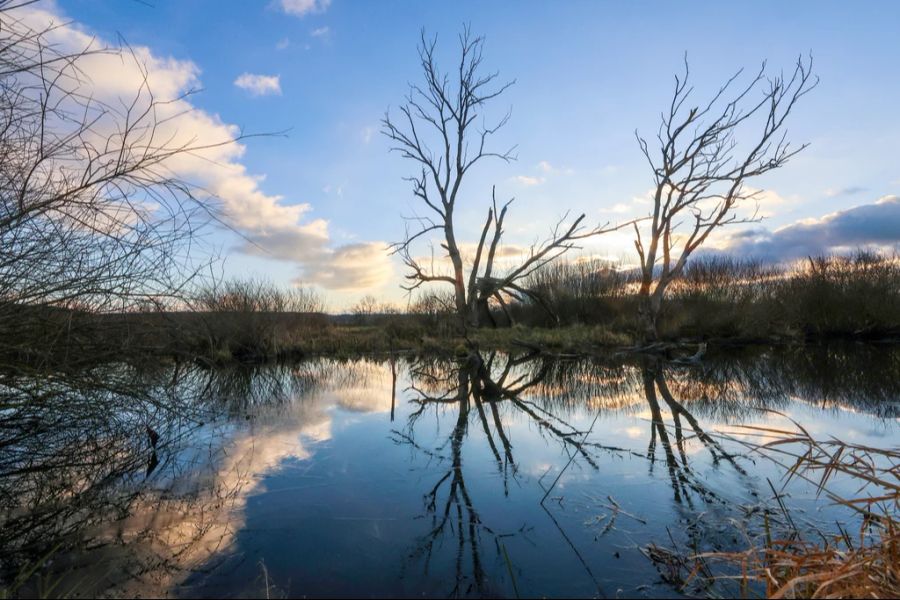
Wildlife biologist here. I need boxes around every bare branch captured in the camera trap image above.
[632,54,817,340]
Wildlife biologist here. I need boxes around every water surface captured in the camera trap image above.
[2,345,898,598]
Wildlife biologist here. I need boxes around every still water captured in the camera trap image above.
[2,345,898,598]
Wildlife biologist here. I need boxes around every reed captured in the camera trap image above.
[707,415,900,599]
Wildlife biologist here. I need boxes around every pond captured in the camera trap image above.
[1,345,898,598]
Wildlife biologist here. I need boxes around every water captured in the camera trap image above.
[1,345,898,598]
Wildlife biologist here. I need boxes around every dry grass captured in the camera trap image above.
[718,530,899,599]
[706,414,900,599]
[509,252,900,341]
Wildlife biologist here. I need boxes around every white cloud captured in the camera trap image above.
[747,187,793,218]
[627,185,794,219]
[294,242,394,291]
[599,202,631,214]
[234,73,282,96]
[361,126,375,144]
[699,186,794,219]
[537,160,574,175]
[276,37,290,50]
[322,184,343,197]
[13,4,390,292]
[279,0,331,17]
[310,26,330,38]
[513,175,545,186]
[509,162,574,188]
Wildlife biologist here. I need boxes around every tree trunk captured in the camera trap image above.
[475,297,495,328]
[638,289,661,343]
[445,224,469,331]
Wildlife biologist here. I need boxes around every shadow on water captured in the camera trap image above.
[1,344,898,597]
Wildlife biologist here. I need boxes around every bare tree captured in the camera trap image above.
[384,26,623,329]
[633,55,817,341]
[0,3,245,364]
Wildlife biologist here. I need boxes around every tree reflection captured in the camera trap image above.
[396,349,610,597]
[0,362,330,596]
[640,359,749,507]
[393,344,899,596]
[1,364,201,561]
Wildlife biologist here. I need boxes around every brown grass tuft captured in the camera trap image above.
[709,413,900,598]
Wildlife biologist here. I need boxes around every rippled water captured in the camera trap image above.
[2,345,898,598]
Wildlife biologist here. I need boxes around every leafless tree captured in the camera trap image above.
[384,26,625,329]
[633,55,817,341]
[0,2,247,365]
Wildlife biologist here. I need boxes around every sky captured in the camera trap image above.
[20,0,900,309]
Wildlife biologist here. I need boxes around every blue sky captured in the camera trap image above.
[49,0,900,308]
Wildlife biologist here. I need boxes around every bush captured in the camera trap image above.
[190,278,327,361]
[503,252,899,341]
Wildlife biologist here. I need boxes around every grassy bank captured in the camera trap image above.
[134,313,895,366]
[2,253,897,369]
[173,255,900,363]
[512,252,900,339]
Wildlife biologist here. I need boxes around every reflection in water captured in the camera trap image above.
[415,350,638,597]
[0,364,206,569]
[395,352,753,597]
[396,351,570,597]
[1,345,897,597]
[640,361,749,506]
[0,360,387,596]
